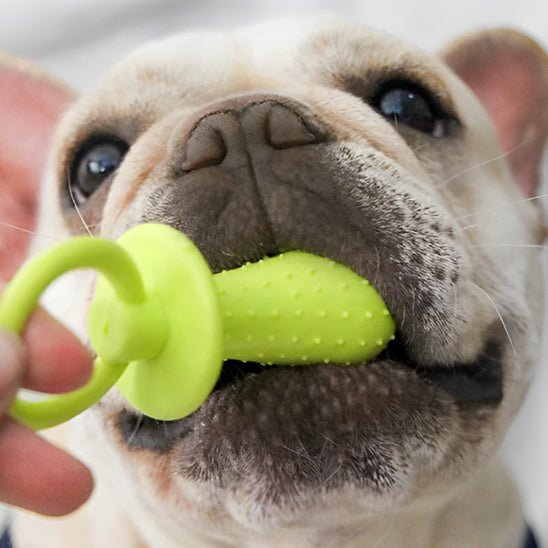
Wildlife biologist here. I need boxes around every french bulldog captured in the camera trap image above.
[0,15,546,548]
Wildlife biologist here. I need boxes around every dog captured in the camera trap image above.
[0,15,546,547]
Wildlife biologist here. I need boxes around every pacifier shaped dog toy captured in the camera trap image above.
[0,224,395,430]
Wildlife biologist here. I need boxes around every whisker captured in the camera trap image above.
[126,413,144,446]
[78,221,101,230]
[469,282,517,359]
[296,437,317,468]
[454,223,479,233]
[313,429,342,449]
[470,243,545,249]
[454,193,548,223]
[435,140,527,189]
[453,193,548,234]
[72,223,101,237]
[281,444,307,458]
[373,245,381,287]
[393,114,399,134]
[66,169,93,237]
[0,220,60,242]
[322,462,343,484]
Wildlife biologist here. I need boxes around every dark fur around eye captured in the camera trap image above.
[67,136,129,206]
[371,80,458,137]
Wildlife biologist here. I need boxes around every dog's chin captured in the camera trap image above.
[114,330,503,520]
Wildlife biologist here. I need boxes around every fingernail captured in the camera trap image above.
[0,328,26,410]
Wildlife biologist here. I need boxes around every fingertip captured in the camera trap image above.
[0,419,94,516]
[23,307,93,393]
[41,453,95,516]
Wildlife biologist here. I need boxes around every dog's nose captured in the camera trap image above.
[147,97,330,272]
[181,100,321,173]
[266,104,318,149]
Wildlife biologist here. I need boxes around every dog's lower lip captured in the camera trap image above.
[116,338,502,453]
[214,343,394,394]
[214,334,503,404]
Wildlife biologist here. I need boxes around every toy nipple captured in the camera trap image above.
[0,224,395,430]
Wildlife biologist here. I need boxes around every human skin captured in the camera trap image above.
[0,309,94,516]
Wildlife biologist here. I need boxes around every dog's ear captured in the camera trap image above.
[0,53,74,280]
[442,29,547,197]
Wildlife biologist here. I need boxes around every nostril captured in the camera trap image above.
[182,122,227,172]
[266,104,318,150]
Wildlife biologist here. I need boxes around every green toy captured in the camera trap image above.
[0,224,395,430]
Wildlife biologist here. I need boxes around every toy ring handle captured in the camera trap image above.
[0,237,154,430]
[0,223,397,429]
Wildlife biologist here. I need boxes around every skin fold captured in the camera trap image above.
[0,17,545,547]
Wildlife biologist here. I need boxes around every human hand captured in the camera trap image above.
[0,308,94,516]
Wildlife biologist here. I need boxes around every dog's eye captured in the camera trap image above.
[373,83,447,137]
[69,138,128,205]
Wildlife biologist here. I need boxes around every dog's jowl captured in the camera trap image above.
[0,17,546,548]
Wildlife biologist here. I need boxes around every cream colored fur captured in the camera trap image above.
[10,16,546,547]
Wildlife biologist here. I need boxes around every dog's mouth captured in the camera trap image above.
[210,245,502,405]
[116,328,504,455]
[126,241,500,399]
[215,333,503,403]
[115,247,504,492]
[95,238,500,411]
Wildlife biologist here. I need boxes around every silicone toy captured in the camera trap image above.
[0,223,395,430]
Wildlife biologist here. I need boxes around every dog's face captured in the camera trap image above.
[30,17,545,541]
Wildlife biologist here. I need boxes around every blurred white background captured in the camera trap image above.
[0,0,546,544]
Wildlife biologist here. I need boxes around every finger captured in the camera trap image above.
[0,417,94,516]
[22,307,93,393]
[0,329,26,414]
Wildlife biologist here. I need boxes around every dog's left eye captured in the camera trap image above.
[373,83,448,137]
[69,137,129,205]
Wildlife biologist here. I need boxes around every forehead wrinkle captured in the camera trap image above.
[99,32,257,108]
[298,25,459,118]
[59,40,285,147]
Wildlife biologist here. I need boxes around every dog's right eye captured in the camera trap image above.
[68,137,129,205]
